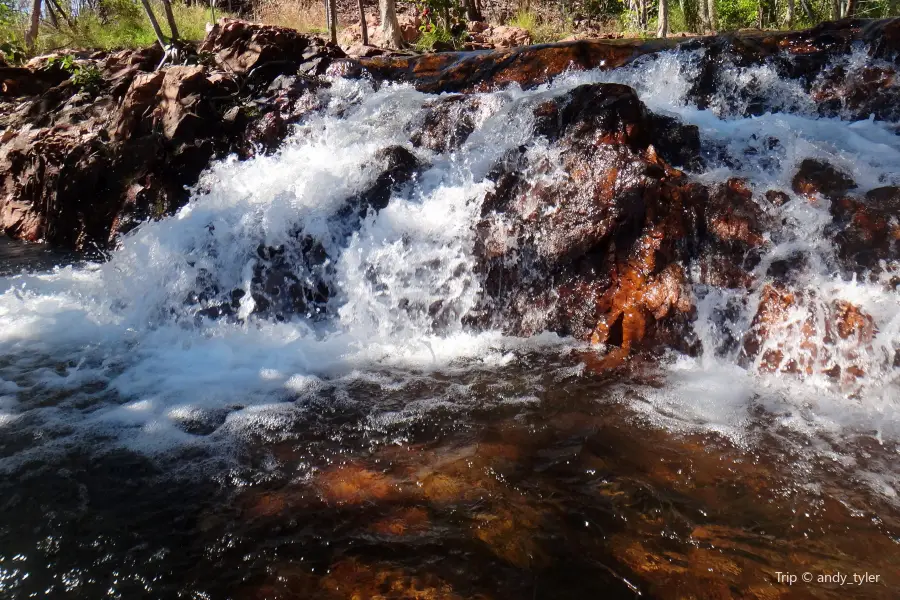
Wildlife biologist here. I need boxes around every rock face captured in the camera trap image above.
[0,20,344,249]
[467,83,762,362]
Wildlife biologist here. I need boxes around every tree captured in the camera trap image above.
[379,0,404,48]
[24,0,41,49]
[138,0,167,50]
[357,0,369,45]
[657,0,668,37]
[160,0,180,41]
[785,0,794,28]
[325,0,337,44]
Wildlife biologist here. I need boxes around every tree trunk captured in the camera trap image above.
[785,0,794,28]
[160,0,180,40]
[357,0,368,45]
[46,1,59,28]
[25,0,42,49]
[657,0,668,37]
[379,0,404,48]
[757,0,763,27]
[831,0,840,20]
[844,0,857,17]
[464,0,483,21]
[48,0,76,28]
[707,0,717,30]
[139,0,168,48]
[698,0,711,32]
[328,0,337,43]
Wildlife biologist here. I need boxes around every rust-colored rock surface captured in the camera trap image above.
[0,21,343,250]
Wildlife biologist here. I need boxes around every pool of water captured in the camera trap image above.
[0,347,896,599]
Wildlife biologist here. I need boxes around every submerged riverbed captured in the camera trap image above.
[1,31,899,599]
[0,350,897,599]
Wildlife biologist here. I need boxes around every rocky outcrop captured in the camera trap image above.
[469,83,709,360]
[0,20,344,249]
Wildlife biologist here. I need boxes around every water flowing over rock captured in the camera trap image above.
[1,18,899,383]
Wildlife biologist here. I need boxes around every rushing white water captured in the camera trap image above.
[0,48,898,476]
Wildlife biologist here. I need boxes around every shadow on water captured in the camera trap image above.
[0,235,95,277]
[0,351,897,599]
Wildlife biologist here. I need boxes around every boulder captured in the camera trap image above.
[0,21,345,250]
[471,83,705,358]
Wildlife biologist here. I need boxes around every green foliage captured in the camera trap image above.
[0,0,225,57]
[415,25,466,51]
[0,39,25,64]
[46,54,104,94]
[415,0,466,30]
[715,0,760,29]
[71,64,103,93]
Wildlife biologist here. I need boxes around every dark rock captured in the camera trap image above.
[792,159,857,199]
[410,95,481,153]
[830,186,900,273]
[0,21,340,250]
[471,83,703,357]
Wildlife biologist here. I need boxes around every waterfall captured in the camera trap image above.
[0,45,897,466]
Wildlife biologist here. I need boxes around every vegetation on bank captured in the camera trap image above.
[2,0,900,63]
[1,0,224,59]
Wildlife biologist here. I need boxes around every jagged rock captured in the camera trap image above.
[472,83,703,358]
[338,14,421,49]
[469,25,532,49]
[0,21,342,250]
[741,284,877,378]
[410,94,481,153]
[792,158,857,199]
[349,146,421,216]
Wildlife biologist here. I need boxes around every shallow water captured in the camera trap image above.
[1,353,897,599]
[0,43,899,599]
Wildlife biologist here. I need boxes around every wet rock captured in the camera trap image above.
[764,189,791,207]
[830,186,900,273]
[348,145,421,216]
[410,94,481,153]
[472,83,703,357]
[791,158,857,200]
[741,283,877,378]
[0,21,342,250]
[316,465,401,506]
[248,235,331,322]
[355,38,675,94]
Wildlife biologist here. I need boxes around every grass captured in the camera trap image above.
[0,0,226,57]
[508,9,572,43]
[251,0,327,35]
